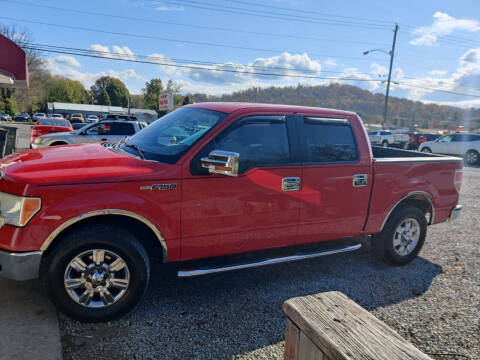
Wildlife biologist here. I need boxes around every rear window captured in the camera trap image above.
[38,119,70,127]
[109,122,136,135]
[301,117,358,163]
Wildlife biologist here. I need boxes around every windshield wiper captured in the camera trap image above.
[124,143,145,160]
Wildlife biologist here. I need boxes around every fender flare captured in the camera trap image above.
[40,209,168,262]
[379,191,435,232]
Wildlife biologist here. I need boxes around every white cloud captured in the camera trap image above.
[154,2,185,11]
[182,52,322,85]
[429,69,447,76]
[89,44,136,60]
[106,69,146,81]
[410,12,480,46]
[146,53,178,75]
[54,56,81,68]
[370,63,388,78]
[324,58,337,68]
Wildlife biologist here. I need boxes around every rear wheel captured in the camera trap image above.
[421,147,432,153]
[42,224,150,322]
[465,149,480,165]
[372,205,427,265]
[382,140,389,147]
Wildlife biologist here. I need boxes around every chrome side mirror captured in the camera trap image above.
[201,150,239,177]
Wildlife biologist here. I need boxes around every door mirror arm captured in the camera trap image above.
[201,150,239,177]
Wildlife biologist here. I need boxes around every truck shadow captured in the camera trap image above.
[61,250,442,360]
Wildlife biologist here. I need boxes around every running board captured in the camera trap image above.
[178,243,362,278]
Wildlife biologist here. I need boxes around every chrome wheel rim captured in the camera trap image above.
[466,151,478,164]
[64,249,130,308]
[421,148,431,153]
[393,218,420,256]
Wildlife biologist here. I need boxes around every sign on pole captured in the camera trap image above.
[159,92,174,111]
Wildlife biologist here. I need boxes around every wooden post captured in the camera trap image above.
[283,291,432,360]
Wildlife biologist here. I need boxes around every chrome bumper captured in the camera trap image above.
[449,205,462,222]
[0,250,42,280]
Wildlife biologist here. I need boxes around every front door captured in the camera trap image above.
[181,114,302,261]
[294,115,372,244]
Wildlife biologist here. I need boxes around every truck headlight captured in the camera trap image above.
[0,191,41,227]
[34,137,44,144]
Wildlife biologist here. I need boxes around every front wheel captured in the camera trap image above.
[372,205,427,265]
[42,224,150,322]
[465,149,480,165]
[382,140,389,147]
[421,147,432,153]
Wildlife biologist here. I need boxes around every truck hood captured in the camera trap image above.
[0,143,178,186]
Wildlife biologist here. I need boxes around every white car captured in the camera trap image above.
[86,115,99,123]
[368,130,395,147]
[50,113,64,119]
[419,132,480,165]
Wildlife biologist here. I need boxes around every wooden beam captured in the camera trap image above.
[284,291,432,360]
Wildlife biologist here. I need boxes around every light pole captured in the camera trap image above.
[364,24,399,127]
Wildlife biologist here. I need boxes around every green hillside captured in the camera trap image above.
[188,84,480,131]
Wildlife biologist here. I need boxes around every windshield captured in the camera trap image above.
[38,119,70,127]
[120,107,228,163]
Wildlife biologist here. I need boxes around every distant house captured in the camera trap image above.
[47,102,158,123]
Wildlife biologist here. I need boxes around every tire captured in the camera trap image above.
[372,205,427,265]
[382,140,389,148]
[465,149,480,165]
[42,224,150,322]
[421,147,432,153]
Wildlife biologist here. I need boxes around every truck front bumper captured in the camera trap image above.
[448,205,462,222]
[0,249,42,280]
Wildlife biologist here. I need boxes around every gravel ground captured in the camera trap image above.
[59,166,480,360]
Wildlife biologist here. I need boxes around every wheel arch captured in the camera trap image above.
[40,209,168,263]
[49,141,69,146]
[380,191,434,232]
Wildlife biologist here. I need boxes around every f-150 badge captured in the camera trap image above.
[140,183,177,191]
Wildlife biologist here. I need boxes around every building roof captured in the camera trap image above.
[47,102,157,115]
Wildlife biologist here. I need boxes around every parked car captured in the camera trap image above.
[0,103,463,321]
[30,118,73,146]
[14,113,31,122]
[32,112,47,122]
[70,113,85,123]
[406,133,441,150]
[49,113,64,119]
[419,132,480,165]
[0,113,12,122]
[368,130,395,147]
[104,114,138,121]
[86,114,99,123]
[31,120,145,148]
[72,123,87,130]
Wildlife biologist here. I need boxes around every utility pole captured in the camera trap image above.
[383,24,399,127]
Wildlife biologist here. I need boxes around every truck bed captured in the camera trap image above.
[372,146,461,162]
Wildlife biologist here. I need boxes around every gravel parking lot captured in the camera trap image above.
[58,167,479,360]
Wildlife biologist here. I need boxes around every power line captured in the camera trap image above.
[218,0,393,25]
[0,15,387,61]
[149,0,393,30]
[1,0,390,46]
[23,43,480,98]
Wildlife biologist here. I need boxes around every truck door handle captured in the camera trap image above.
[353,174,368,187]
[282,177,300,192]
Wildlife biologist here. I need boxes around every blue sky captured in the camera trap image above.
[1,0,480,108]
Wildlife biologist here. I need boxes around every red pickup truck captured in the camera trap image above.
[0,103,463,321]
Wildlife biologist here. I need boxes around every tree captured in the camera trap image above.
[91,76,129,106]
[143,78,181,111]
[47,77,87,103]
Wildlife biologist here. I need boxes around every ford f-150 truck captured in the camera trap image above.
[0,103,463,321]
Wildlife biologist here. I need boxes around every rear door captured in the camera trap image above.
[295,115,372,245]
[181,114,302,260]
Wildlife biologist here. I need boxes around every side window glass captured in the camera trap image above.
[302,118,358,163]
[439,135,453,142]
[110,123,135,135]
[86,124,101,135]
[191,115,290,174]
